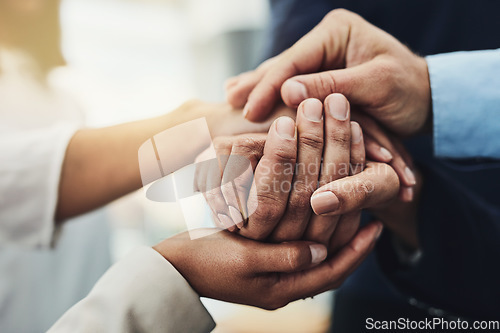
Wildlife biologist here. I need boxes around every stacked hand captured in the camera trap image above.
[152,8,429,311]
[225,8,432,201]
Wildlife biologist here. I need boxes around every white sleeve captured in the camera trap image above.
[48,247,215,333]
[0,122,78,248]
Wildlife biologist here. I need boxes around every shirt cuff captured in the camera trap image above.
[426,49,500,159]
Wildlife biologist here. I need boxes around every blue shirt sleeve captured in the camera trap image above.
[426,49,500,159]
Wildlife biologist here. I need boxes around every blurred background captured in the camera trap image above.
[0,0,332,332]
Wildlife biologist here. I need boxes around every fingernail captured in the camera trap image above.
[380,147,393,161]
[276,117,296,139]
[405,167,417,186]
[218,213,236,232]
[309,244,327,264]
[284,80,307,104]
[375,224,383,240]
[310,191,340,215]
[400,186,414,202]
[243,104,250,118]
[327,94,349,121]
[302,99,323,122]
[351,122,362,144]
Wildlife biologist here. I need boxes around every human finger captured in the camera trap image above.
[270,98,324,242]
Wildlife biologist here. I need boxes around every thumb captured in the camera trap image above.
[281,60,385,108]
[256,241,328,273]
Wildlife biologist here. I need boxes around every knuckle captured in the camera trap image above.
[271,232,294,244]
[357,180,371,205]
[325,8,350,21]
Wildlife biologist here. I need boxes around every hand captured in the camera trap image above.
[225,9,431,137]
[198,114,299,240]
[198,94,400,252]
[199,94,361,244]
[369,168,423,251]
[153,222,382,310]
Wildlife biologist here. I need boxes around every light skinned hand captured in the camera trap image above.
[153,221,382,310]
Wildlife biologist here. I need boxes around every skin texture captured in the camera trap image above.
[56,101,296,221]
[153,221,382,310]
[225,8,431,196]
